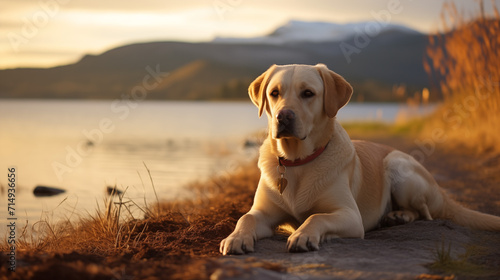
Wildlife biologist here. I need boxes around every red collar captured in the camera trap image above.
[278,142,329,167]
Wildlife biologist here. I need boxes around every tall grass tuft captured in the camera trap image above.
[423,0,500,153]
[430,239,492,277]
[0,180,150,254]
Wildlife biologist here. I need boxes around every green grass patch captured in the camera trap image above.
[429,240,494,278]
[341,118,428,139]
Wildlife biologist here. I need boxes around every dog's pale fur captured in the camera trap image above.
[220,64,500,255]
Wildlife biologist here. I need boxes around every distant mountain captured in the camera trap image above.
[0,20,430,102]
[213,20,422,44]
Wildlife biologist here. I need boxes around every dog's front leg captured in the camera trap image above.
[220,186,288,255]
[219,209,269,255]
[287,208,364,252]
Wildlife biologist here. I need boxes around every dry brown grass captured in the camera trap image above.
[1,189,143,255]
[423,0,500,153]
[0,159,260,279]
[1,160,258,253]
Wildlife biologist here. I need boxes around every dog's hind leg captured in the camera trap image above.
[416,201,433,220]
[383,151,443,227]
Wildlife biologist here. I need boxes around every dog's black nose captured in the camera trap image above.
[276,109,296,138]
[276,109,295,125]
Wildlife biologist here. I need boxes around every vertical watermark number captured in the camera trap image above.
[7,167,17,272]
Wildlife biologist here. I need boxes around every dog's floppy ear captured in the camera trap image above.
[248,64,277,117]
[315,63,353,118]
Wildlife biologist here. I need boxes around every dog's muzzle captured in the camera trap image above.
[276,109,296,138]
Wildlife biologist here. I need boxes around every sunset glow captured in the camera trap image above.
[1,0,496,69]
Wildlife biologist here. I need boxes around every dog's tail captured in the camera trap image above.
[439,194,500,231]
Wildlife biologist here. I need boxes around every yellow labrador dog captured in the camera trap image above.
[220,63,500,255]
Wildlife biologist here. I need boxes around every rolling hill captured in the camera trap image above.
[0,20,431,102]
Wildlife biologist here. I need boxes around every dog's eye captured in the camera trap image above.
[270,90,279,97]
[302,90,315,98]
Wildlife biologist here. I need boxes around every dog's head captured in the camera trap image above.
[249,64,353,140]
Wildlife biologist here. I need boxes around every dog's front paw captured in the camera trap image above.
[287,231,320,253]
[220,234,255,255]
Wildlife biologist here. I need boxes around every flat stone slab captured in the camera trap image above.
[213,220,500,280]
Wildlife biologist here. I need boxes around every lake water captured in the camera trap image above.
[0,100,434,233]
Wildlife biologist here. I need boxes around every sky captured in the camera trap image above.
[1,0,497,69]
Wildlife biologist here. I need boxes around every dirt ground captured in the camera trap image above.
[2,131,500,280]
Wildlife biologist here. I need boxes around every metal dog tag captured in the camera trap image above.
[277,177,288,194]
[277,160,287,194]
